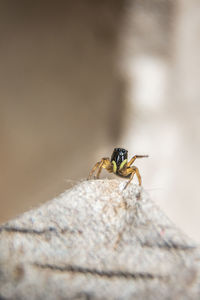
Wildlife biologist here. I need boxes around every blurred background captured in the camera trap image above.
[0,0,200,242]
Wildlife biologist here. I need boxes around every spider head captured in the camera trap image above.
[111,148,128,169]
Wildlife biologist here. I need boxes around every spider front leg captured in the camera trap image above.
[127,155,148,167]
[88,158,111,179]
[123,166,142,189]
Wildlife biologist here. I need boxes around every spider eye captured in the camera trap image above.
[111,148,128,168]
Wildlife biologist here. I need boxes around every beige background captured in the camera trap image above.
[0,1,200,242]
[0,0,125,220]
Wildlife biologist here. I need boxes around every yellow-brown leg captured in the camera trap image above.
[96,160,104,179]
[123,166,142,189]
[88,158,111,179]
[96,158,113,178]
[88,161,101,179]
[127,155,148,167]
[135,166,142,186]
[123,168,136,189]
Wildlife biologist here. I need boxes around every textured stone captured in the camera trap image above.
[0,180,199,299]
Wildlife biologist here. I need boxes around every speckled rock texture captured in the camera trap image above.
[0,180,200,300]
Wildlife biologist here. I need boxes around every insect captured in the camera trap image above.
[88,148,148,189]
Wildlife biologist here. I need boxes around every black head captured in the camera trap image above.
[111,148,128,168]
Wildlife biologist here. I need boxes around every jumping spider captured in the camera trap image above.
[88,148,148,189]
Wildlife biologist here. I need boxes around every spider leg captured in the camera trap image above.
[123,166,142,189]
[134,166,142,186]
[123,168,136,190]
[96,158,113,178]
[95,160,104,179]
[88,158,111,179]
[88,161,101,179]
[127,155,148,167]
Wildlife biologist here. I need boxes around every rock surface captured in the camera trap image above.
[0,180,199,299]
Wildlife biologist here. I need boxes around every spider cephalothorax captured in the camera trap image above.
[111,148,128,173]
[88,148,148,189]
